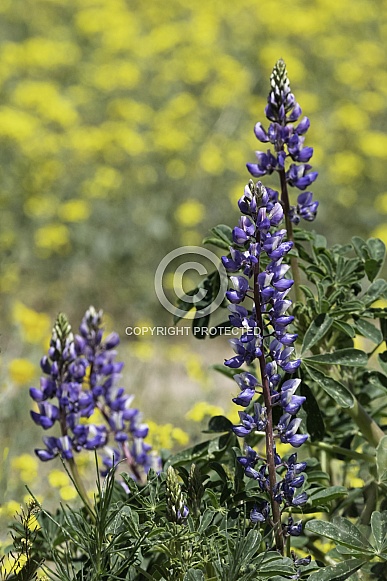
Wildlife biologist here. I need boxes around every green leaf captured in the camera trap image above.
[330,300,364,315]
[309,486,348,506]
[174,289,196,323]
[165,440,214,468]
[202,236,231,250]
[300,382,325,441]
[352,236,369,261]
[314,234,327,248]
[211,364,239,379]
[380,317,387,344]
[301,313,333,354]
[354,318,383,344]
[368,237,386,263]
[205,416,233,433]
[371,511,387,553]
[332,320,356,338]
[303,364,354,408]
[304,348,368,367]
[365,259,381,282]
[210,224,233,244]
[299,284,315,300]
[379,351,387,375]
[198,509,215,533]
[206,321,233,338]
[307,559,367,581]
[240,529,262,566]
[183,570,205,581]
[305,518,373,552]
[376,436,387,484]
[362,279,387,307]
[192,315,210,339]
[257,553,295,577]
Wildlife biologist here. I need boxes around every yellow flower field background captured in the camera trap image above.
[1,0,386,550]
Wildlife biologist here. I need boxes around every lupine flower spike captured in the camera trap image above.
[247,58,318,226]
[30,307,160,485]
[222,177,308,552]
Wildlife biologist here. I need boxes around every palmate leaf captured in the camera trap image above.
[302,363,354,408]
[332,320,356,339]
[354,318,383,344]
[203,224,234,249]
[304,348,368,367]
[352,236,370,262]
[352,236,385,282]
[308,486,348,507]
[183,570,205,581]
[239,529,262,568]
[305,518,374,554]
[366,238,386,281]
[256,552,295,578]
[362,279,387,306]
[301,313,333,355]
[203,236,231,250]
[371,511,387,554]
[307,559,367,581]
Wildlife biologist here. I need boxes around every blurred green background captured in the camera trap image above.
[1,0,387,547]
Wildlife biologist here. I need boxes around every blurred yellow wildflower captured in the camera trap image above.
[8,359,37,386]
[375,193,387,214]
[12,302,51,345]
[147,420,189,449]
[185,355,207,384]
[132,341,154,361]
[58,199,91,222]
[59,485,78,501]
[359,132,387,159]
[185,401,224,422]
[34,223,70,255]
[48,469,70,489]
[345,464,365,489]
[11,454,38,483]
[175,200,205,227]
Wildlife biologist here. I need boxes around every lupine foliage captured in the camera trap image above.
[4,61,387,580]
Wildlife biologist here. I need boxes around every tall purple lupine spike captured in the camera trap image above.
[222,180,308,553]
[247,59,319,225]
[30,307,160,484]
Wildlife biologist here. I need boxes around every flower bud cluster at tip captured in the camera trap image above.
[247,59,319,224]
[30,306,160,481]
[221,180,307,532]
[166,466,189,524]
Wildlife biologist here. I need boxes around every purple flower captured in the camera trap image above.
[247,59,319,224]
[277,414,308,447]
[30,307,159,483]
[250,501,270,524]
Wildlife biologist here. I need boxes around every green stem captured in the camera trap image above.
[67,457,95,522]
[346,398,385,448]
[368,340,384,359]
[359,481,378,525]
[254,252,284,554]
[309,441,376,464]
